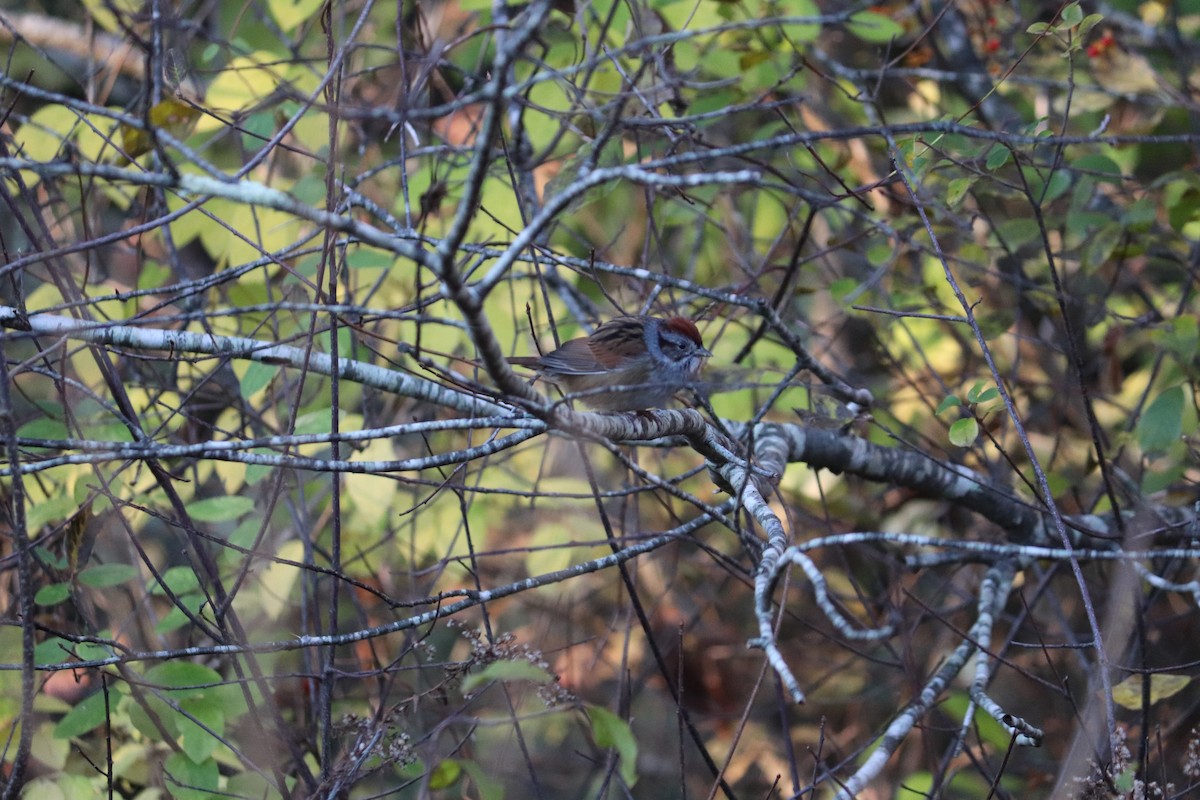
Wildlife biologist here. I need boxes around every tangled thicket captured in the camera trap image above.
[1,1,1199,798]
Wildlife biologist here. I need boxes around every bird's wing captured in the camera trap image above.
[585,318,643,368]
[541,338,608,374]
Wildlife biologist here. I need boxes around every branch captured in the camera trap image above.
[835,560,1038,799]
[1,306,504,416]
[1,508,729,671]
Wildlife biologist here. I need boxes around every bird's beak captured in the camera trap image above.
[698,347,713,358]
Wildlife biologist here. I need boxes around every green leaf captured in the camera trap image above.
[847,11,903,43]
[949,418,979,447]
[240,111,277,152]
[296,409,335,435]
[946,177,975,206]
[1167,187,1200,232]
[738,50,771,71]
[156,602,200,635]
[35,546,68,572]
[462,660,555,693]
[781,0,821,43]
[89,422,136,444]
[164,751,219,800]
[974,388,1000,404]
[996,217,1042,247]
[144,662,222,696]
[985,146,1010,171]
[16,413,68,440]
[77,563,139,589]
[55,688,121,739]
[829,277,858,300]
[35,583,71,606]
[1157,315,1198,364]
[1142,463,1185,494]
[941,691,1010,749]
[1060,2,1083,26]
[239,362,277,398]
[150,565,202,596]
[459,759,505,800]
[428,759,463,790]
[965,382,1001,405]
[124,692,174,741]
[936,396,961,415]
[1112,767,1137,793]
[896,772,935,798]
[188,496,255,522]
[75,641,115,664]
[1125,198,1157,229]
[179,700,225,764]
[587,706,638,787]
[30,723,69,769]
[25,494,77,535]
[35,638,75,665]
[1137,386,1184,452]
[1072,154,1123,183]
[1033,169,1072,203]
[346,248,396,271]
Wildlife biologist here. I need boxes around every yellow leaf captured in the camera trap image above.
[11,105,77,187]
[117,98,201,163]
[1112,673,1192,709]
[253,540,306,622]
[346,439,400,527]
[268,0,326,31]
[80,0,141,33]
[207,53,289,114]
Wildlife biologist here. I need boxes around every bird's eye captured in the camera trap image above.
[659,335,684,354]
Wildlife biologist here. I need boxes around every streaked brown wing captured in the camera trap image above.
[540,338,606,374]
[586,317,645,368]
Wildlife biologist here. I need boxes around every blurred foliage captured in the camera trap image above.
[1,0,1199,797]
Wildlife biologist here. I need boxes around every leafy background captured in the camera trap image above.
[1,0,1199,797]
